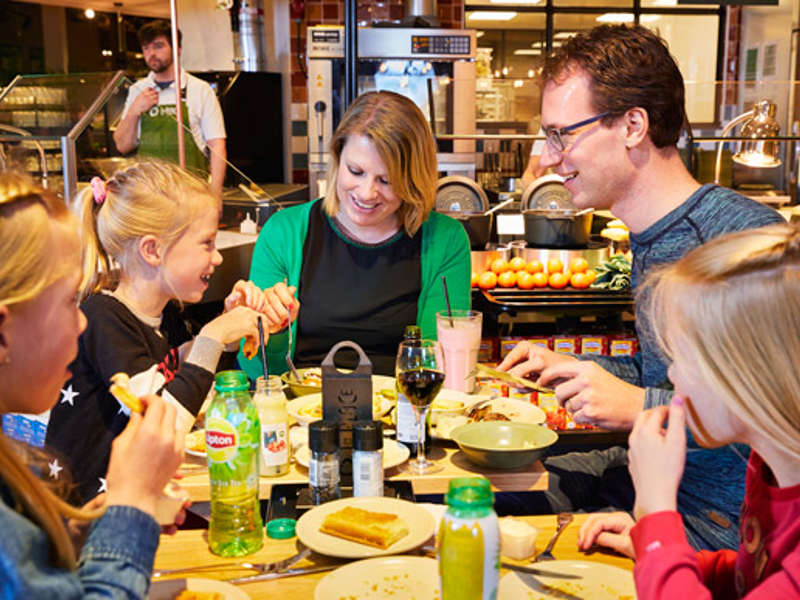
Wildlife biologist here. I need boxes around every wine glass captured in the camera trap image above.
[396,339,445,475]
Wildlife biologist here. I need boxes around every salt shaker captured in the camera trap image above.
[353,420,383,497]
[308,420,340,505]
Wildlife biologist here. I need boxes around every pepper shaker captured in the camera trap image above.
[308,420,340,505]
[353,420,383,497]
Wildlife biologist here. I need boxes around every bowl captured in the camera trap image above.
[280,367,323,396]
[287,392,393,427]
[450,421,558,469]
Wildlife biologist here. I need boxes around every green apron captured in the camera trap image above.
[138,97,208,176]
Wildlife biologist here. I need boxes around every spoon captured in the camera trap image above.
[483,197,515,216]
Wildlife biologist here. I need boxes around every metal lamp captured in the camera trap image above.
[714,100,782,184]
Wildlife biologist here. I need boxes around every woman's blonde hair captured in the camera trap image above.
[322,91,438,237]
[76,159,216,300]
[645,223,800,461]
[0,172,104,571]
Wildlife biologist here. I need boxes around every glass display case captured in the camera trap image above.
[0,71,131,200]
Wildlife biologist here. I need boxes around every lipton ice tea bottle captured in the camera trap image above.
[438,477,499,600]
[206,370,264,556]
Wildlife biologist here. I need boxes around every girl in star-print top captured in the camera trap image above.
[577,223,800,599]
[46,160,291,504]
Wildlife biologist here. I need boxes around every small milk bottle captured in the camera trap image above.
[252,375,290,476]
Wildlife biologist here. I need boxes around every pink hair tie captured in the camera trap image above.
[90,177,107,205]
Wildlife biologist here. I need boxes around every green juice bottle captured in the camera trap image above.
[438,477,499,600]
[206,370,263,557]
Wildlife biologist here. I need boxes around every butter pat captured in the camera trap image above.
[500,517,538,560]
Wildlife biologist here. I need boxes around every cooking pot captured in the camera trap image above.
[441,211,493,249]
[523,208,594,248]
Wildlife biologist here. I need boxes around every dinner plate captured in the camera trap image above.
[287,391,393,427]
[498,560,636,599]
[431,397,546,440]
[184,429,206,458]
[314,556,438,600]
[148,576,250,599]
[296,496,435,559]
[294,438,410,470]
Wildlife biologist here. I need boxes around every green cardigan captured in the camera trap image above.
[238,200,472,381]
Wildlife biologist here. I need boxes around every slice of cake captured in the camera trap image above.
[320,506,409,549]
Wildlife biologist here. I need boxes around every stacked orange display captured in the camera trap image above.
[471,256,597,290]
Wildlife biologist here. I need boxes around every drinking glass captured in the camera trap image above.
[396,339,445,474]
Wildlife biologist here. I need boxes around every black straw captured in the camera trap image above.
[441,275,454,326]
[257,316,268,380]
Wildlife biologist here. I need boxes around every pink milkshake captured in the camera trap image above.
[436,310,482,392]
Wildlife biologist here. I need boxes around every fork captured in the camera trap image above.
[533,512,573,562]
[152,546,310,578]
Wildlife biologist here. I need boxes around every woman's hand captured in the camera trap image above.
[67,493,107,551]
[629,396,687,520]
[104,395,184,520]
[200,305,261,347]
[224,280,267,313]
[260,281,300,334]
[577,511,636,558]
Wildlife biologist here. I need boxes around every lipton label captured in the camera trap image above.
[205,416,238,463]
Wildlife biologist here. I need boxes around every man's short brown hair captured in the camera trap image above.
[138,20,181,49]
[542,24,685,148]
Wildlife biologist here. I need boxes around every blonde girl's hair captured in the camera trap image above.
[76,159,216,300]
[644,223,800,461]
[0,172,104,571]
[322,91,438,237]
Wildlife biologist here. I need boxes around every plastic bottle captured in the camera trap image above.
[308,420,341,505]
[206,370,263,557]
[352,420,383,497]
[252,375,289,476]
[396,325,431,458]
[438,477,499,600]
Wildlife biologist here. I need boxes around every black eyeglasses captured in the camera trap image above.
[543,112,610,152]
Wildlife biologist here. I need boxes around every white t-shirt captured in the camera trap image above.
[120,68,226,154]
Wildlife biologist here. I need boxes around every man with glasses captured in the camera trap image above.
[499,24,782,551]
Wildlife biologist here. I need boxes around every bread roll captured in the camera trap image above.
[320,506,409,549]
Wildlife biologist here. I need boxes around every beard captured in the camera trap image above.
[148,55,174,75]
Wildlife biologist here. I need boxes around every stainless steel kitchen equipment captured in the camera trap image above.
[307,25,477,199]
[521,175,594,248]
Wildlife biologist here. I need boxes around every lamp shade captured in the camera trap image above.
[733,100,781,168]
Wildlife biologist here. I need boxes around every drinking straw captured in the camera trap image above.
[257,316,269,379]
[441,275,454,326]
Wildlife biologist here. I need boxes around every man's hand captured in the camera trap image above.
[577,512,636,558]
[629,396,687,520]
[497,340,576,380]
[129,87,159,117]
[539,360,646,431]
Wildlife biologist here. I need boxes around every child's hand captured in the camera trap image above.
[224,280,267,313]
[260,281,300,334]
[201,305,261,346]
[577,511,635,558]
[629,396,687,520]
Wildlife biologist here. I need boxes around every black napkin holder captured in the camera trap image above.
[321,341,373,486]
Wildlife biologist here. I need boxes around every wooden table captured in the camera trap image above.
[178,446,548,502]
[153,513,633,599]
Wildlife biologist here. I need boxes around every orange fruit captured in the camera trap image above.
[547,258,564,275]
[508,256,527,272]
[517,271,536,289]
[498,270,517,288]
[471,271,479,287]
[532,271,549,288]
[526,260,544,274]
[490,258,509,274]
[584,268,597,284]
[478,271,498,289]
[549,271,569,289]
[569,257,589,274]
[570,272,590,289]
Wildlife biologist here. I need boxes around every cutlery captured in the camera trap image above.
[500,562,581,580]
[226,563,339,584]
[471,364,555,395]
[285,311,301,384]
[152,547,310,579]
[533,512,573,562]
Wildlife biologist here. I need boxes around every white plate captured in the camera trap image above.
[288,391,393,426]
[296,496,435,559]
[498,560,636,599]
[184,429,206,458]
[294,438,410,470]
[148,576,250,599]
[314,556,438,600]
[431,397,546,440]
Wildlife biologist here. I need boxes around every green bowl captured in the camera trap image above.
[280,367,322,397]
[450,421,558,469]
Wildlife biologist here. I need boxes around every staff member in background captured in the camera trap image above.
[113,20,227,205]
[238,91,472,378]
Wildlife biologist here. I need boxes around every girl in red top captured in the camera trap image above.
[578,223,800,599]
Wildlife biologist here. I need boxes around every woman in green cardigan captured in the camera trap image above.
[239,91,471,377]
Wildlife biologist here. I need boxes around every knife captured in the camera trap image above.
[500,561,581,580]
[225,563,339,584]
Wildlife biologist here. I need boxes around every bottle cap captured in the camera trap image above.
[309,420,338,453]
[266,518,297,539]
[445,476,494,508]
[404,325,421,340]
[353,420,383,451]
[214,370,249,392]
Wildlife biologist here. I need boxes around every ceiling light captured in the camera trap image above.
[554,31,575,39]
[528,69,534,78]
[514,49,542,55]
[476,31,485,37]
[468,11,518,21]
[84,8,96,18]
[596,13,633,23]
